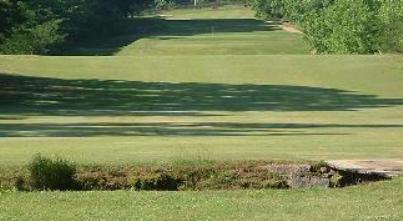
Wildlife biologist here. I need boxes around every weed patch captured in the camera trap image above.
[27,154,77,190]
[0,158,391,191]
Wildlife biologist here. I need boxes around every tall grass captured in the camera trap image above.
[28,154,77,190]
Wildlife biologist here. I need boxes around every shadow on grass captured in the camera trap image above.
[2,122,403,137]
[1,73,403,117]
[61,18,280,55]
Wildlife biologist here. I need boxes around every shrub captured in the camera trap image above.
[0,20,64,54]
[251,0,403,54]
[28,154,77,190]
[302,0,386,54]
[378,0,403,52]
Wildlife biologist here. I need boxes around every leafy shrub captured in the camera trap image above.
[251,0,403,54]
[28,154,77,190]
[303,0,385,54]
[0,20,64,54]
[378,0,403,52]
[251,0,330,21]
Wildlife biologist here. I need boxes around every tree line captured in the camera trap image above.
[1,0,401,55]
[251,0,403,54]
[0,0,154,54]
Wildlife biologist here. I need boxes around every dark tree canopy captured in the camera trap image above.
[0,0,155,54]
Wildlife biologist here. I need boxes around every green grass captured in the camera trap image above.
[160,5,256,19]
[1,177,402,220]
[0,55,402,166]
[117,31,309,55]
[1,5,403,220]
[64,6,310,56]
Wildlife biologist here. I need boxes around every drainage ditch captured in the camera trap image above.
[1,161,391,191]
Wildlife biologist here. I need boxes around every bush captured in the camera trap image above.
[0,20,64,54]
[28,154,77,190]
[303,0,385,54]
[378,0,403,52]
[251,0,403,54]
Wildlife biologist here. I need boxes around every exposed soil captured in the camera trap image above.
[281,22,302,34]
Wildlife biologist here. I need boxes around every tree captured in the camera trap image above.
[0,0,155,54]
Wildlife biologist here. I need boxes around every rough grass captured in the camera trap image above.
[0,177,402,221]
[3,160,335,191]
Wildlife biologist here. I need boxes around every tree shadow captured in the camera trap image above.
[61,18,280,55]
[1,73,403,117]
[2,122,403,137]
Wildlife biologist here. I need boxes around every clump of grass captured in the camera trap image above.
[131,168,182,191]
[0,186,17,194]
[310,160,329,173]
[28,154,77,190]
[329,171,343,187]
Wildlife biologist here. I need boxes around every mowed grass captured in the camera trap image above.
[117,6,309,55]
[0,55,402,166]
[1,177,402,221]
[161,5,256,19]
[66,6,310,56]
[0,6,402,167]
[117,30,309,56]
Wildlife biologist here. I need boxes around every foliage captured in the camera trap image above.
[28,154,77,190]
[0,19,64,54]
[0,0,154,54]
[378,0,403,52]
[251,0,403,54]
[303,0,383,54]
[251,0,285,19]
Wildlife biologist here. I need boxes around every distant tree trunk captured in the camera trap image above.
[194,0,197,6]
